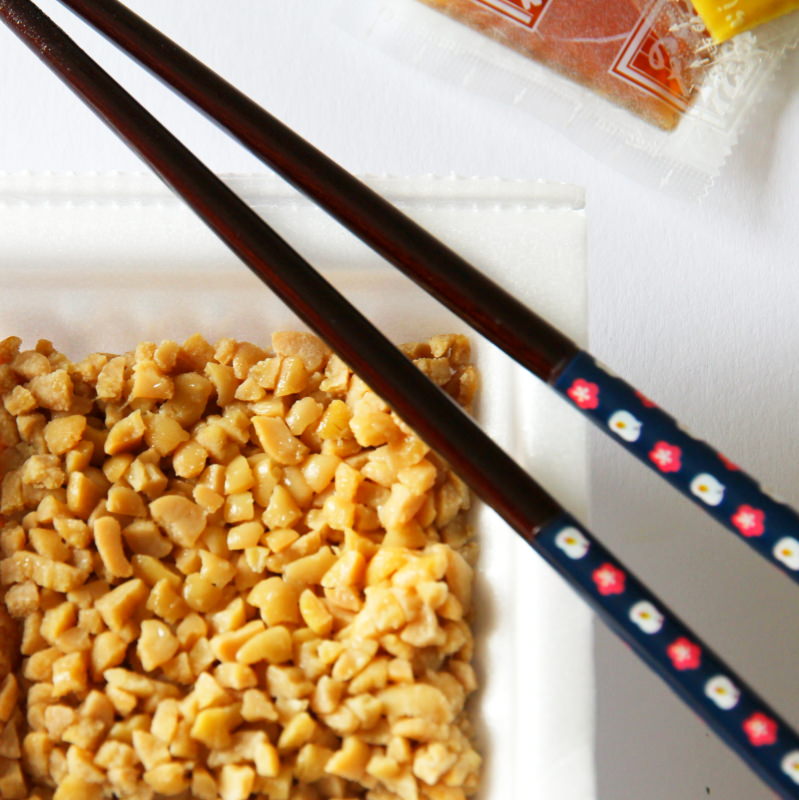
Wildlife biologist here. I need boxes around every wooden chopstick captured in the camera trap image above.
[52,0,799,590]
[3,1,799,796]
[52,0,576,383]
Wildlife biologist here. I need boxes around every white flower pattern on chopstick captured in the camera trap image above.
[690,473,725,506]
[552,360,799,789]
[628,601,663,634]
[607,410,642,442]
[545,511,799,792]
[773,537,799,570]
[554,527,590,559]
[782,751,799,785]
[704,675,740,710]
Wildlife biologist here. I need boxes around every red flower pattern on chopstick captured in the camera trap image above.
[731,505,765,538]
[649,441,682,473]
[667,637,702,670]
[591,563,626,595]
[567,378,599,409]
[744,713,779,747]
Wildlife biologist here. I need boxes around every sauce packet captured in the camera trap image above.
[336,0,799,194]
[416,0,710,131]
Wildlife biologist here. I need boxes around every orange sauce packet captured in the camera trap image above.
[417,0,711,129]
[342,0,799,190]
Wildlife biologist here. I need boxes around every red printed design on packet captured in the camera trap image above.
[470,0,551,30]
[610,0,702,113]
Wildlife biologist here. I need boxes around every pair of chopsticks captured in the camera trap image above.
[42,0,799,591]
[2,0,799,795]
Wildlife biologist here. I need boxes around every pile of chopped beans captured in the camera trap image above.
[0,332,481,800]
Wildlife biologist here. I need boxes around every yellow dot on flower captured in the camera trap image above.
[699,485,707,492]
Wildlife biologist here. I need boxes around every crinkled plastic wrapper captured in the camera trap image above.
[336,0,799,194]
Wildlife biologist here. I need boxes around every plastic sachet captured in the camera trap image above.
[337,0,799,193]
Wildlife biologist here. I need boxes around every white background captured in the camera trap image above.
[1,2,799,798]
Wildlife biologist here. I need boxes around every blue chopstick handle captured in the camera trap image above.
[553,351,799,584]
[535,513,799,798]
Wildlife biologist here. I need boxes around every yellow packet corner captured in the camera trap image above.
[692,0,799,42]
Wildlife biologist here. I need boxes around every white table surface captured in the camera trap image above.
[2,2,799,798]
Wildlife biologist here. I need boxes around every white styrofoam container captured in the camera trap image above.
[0,173,593,799]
